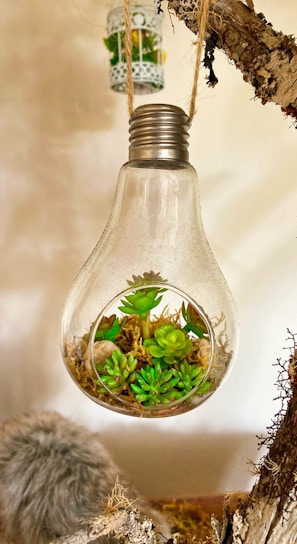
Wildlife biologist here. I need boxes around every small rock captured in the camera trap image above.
[93,340,119,364]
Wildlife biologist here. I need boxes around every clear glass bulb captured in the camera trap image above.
[61,104,239,418]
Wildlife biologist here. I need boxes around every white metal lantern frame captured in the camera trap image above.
[105,5,164,94]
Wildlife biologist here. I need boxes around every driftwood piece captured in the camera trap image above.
[164,0,297,123]
[214,331,297,543]
[49,509,157,544]
[49,482,158,544]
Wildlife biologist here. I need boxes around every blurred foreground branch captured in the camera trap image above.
[212,331,297,543]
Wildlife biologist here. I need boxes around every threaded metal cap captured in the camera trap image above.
[129,104,190,162]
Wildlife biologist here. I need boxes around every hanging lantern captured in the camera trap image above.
[104,4,164,94]
[60,104,239,418]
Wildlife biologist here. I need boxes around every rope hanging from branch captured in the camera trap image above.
[188,0,211,121]
[124,0,212,121]
[168,0,297,124]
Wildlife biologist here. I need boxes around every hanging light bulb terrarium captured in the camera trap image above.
[61,104,239,418]
[104,3,164,94]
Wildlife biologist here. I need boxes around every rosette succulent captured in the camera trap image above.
[119,272,168,339]
[119,289,164,320]
[130,361,181,406]
[173,360,212,395]
[144,324,193,364]
[96,349,137,395]
[130,358,211,406]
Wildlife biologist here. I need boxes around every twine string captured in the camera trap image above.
[124,0,134,117]
[189,0,211,121]
[123,0,211,121]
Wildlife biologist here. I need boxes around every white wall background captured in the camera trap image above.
[0,0,296,499]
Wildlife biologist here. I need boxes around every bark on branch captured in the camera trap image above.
[214,331,297,543]
[164,0,297,123]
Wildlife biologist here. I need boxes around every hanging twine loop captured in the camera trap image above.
[124,0,212,121]
[124,0,134,117]
[189,0,211,122]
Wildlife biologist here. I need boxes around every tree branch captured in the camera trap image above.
[165,0,297,123]
[215,331,297,543]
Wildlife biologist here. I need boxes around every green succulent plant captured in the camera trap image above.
[119,272,167,339]
[95,314,123,343]
[173,360,212,395]
[182,302,209,338]
[119,289,164,320]
[130,360,181,406]
[96,349,137,395]
[144,324,193,364]
[129,358,211,407]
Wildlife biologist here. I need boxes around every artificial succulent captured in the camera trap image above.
[173,360,212,395]
[119,289,164,320]
[130,360,181,406]
[119,272,167,339]
[96,349,137,395]
[95,314,123,343]
[182,302,209,338]
[144,324,193,364]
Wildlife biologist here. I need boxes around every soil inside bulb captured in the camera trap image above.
[63,273,233,417]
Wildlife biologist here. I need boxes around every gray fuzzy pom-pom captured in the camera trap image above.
[0,411,165,544]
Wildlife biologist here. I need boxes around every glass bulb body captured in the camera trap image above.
[61,105,239,417]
